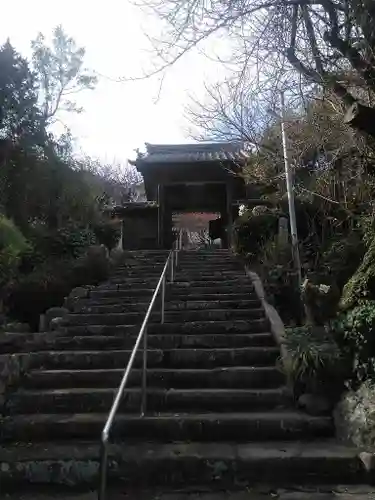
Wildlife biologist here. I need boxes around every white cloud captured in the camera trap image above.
[0,0,225,162]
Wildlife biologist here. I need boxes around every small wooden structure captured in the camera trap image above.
[115,142,249,249]
[109,202,159,250]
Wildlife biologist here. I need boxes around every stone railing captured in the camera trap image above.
[245,268,293,392]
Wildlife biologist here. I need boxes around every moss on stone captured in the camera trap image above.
[340,236,375,310]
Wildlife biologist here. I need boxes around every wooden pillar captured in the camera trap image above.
[226,182,233,249]
[157,184,164,248]
[120,220,125,250]
[163,208,173,249]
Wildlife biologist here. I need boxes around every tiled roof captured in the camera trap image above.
[135,142,249,164]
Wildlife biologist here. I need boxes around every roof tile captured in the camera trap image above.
[138,142,249,164]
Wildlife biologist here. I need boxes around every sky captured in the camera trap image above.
[0,0,224,164]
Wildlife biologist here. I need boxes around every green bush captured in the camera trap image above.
[69,245,110,287]
[18,244,45,274]
[0,215,29,287]
[28,223,97,259]
[0,215,28,251]
[5,246,110,329]
[335,381,375,447]
[340,235,375,310]
[4,260,72,329]
[284,325,346,398]
[319,232,365,292]
[301,279,340,325]
[234,209,279,257]
[257,239,304,324]
[92,221,121,250]
[332,301,375,385]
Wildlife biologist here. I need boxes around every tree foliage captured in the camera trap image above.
[0,40,42,141]
[0,28,140,326]
[31,25,98,125]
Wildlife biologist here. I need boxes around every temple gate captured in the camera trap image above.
[114,142,249,249]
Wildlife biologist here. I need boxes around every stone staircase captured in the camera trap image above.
[0,249,368,496]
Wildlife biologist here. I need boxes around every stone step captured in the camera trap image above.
[117,260,169,266]
[108,273,247,283]
[104,277,164,285]
[2,411,333,442]
[89,287,158,299]
[177,260,239,265]
[0,440,365,489]
[111,269,244,278]
[172,278,252,286]
[121,251,170,257]
[113,263,244,270]
[177,258,236,261]
[62,319,270,336]
[177,261,243,268]
[94,284,256,296]
[179,257,235,260]
[95,282,162,292]
[106,281,255,292]
[24,366,284,390]
[112,267,243,277]
[66,309,266,326]
[9,387,290,414]
[109,272,171,280]
[30,347,280,371]
[2,487,374,500]
[88,289,257,301]
[178,253,233,258]
[173,274,248,282]
[167,299,262,311]
[67,293,256,308]
[29,333,276,351]
[110,277,252,286]
[122,249,170,254]
[114,261,169,268]
[117,259,239,268]
[169,285,256,296]
[70,299,262,314]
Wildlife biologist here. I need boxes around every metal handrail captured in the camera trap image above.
[98,235,182,500]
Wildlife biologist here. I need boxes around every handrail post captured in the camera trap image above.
[161,275,166,324]
[98,440,108,500]
[141,327,147,416]
[170,249,174,282]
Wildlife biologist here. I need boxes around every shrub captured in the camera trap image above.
[0,216,29,287]
[234,208,279,257]
[319,232,365,292]
[69,245,110,287]
[0,215,28,251]
[18,244,45,274]
[92,221,121,250]
[257,239,304,325]
[4,260,72,329]
[284,325,347,398]
[28,223,97,259]
[335,381,375,447]
[332,301,375,385]
[5,246,110,329]
[340,235,375,310]
[301,279,340,325]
